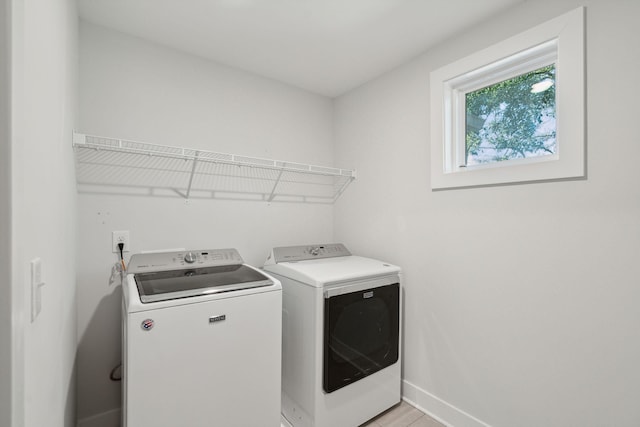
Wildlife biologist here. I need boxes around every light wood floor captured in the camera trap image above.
[360,401,445,427]
[281,400,445,427]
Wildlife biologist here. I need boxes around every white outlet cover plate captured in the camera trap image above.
[112,230,130,253]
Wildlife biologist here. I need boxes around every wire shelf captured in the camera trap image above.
[72,133,356,203]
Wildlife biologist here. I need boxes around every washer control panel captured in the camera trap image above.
[267,243,351,263]
[127,248,244,273]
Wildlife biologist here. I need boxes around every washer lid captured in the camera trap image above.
[134,264,273,303]
[263,255,400,287]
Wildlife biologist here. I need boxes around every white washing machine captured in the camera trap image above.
[123,248,282,427]
[263,244,402,427]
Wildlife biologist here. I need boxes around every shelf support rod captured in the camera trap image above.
[185,151,200,200]
[267,168,285,202]
[333,176,355,203]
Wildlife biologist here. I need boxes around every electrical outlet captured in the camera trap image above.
[112,230,130,253]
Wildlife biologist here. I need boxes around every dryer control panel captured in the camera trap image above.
[128,248,244,273]
[265,243,351,264]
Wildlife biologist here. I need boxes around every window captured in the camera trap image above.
[465,63,556,166]
[430,7,585,190]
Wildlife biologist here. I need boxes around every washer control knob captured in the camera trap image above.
[310,247,320,256]
[184,252,197,263]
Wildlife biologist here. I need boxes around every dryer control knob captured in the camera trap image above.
[184,252,197,263]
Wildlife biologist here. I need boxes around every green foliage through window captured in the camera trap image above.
[465,64,556,165]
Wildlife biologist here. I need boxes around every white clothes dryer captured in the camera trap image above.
[263,244,402,427]
[123,248,282,427]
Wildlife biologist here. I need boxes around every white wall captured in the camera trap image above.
[9,0,79,426]
[333,0,640,426]
[0,0,13,425]
[76,22,336,424]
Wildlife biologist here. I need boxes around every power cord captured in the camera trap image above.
[110,363,122,381]
[118,242,126,271]
[112,244,125,381]
[111,243,126,381]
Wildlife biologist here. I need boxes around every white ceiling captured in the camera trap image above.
[79,0,524,97]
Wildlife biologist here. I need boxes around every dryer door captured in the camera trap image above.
[323,281,399,393]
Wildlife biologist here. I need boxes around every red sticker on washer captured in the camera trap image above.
[141,319,154,331]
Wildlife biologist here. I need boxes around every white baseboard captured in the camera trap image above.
[402,379,493,427]
[281,413,292,427]
[77,408,121,427]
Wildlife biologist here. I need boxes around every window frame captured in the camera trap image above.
[430,7,585,190]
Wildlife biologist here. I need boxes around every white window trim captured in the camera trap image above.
[430,7,585,190]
